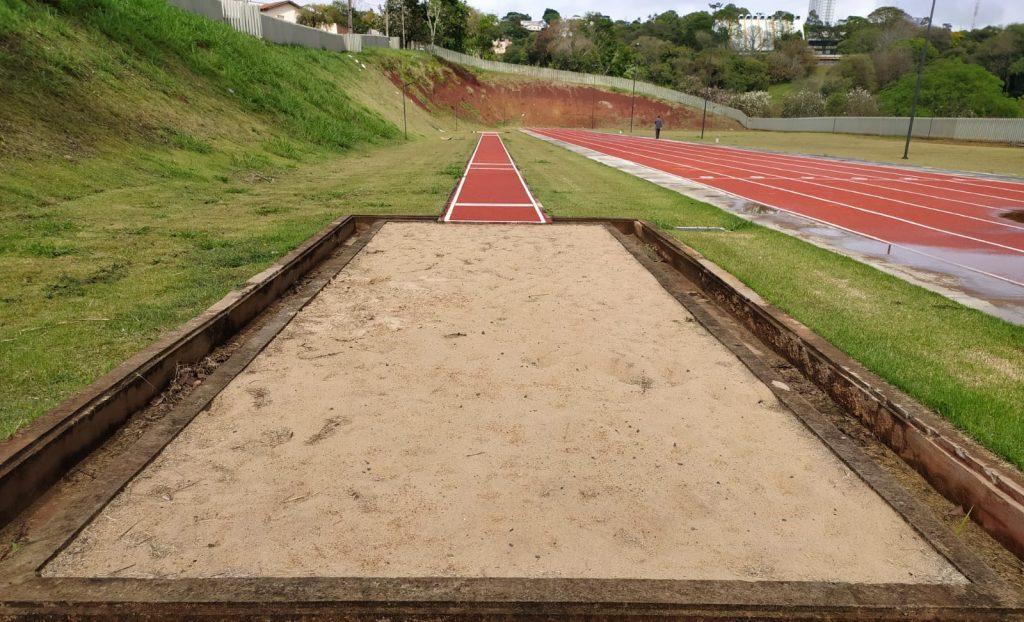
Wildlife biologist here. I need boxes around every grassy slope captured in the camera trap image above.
[502,131,1024,469]
[0,0,473,437]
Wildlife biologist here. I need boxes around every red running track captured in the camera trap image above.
[531,128,1024,287]
[443,133,549,224]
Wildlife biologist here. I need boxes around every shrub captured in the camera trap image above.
[781,89,825,117]
[729,90,771,117]
[880,59,1020,117]
[845,87,880,116]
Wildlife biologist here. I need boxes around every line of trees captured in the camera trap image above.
[299,1,1023,118]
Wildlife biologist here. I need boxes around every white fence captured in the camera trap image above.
[168,0,399,53]
[423,44,1024,144]
[221,0,261,37]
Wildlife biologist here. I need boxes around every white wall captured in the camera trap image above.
[262,5,300,23]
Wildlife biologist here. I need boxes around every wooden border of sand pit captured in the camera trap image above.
[0,216,1022,620]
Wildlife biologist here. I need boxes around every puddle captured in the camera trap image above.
[738,201,776,215]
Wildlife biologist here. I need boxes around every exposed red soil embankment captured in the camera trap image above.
[388,63,737,131]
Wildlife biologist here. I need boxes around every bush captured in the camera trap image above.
[781,89,825,117]
[729,90,771,116]
[845,87,880,116]
[880,59,1020,117]
[833,54,877,91]
[825,90,848,116]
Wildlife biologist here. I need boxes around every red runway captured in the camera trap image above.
[443,133,549,224]
[530,128,1024,288]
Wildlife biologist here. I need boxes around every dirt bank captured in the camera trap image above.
[392,63,736,131]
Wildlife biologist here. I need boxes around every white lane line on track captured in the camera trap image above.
[442,135,484,223]
[653,134,1024,203]
[495,135,546,224]
[454,204,540,209]
[528,129,1024,289]
[540,129,1024,254]
[573,131,1024,232]
[596,130,1024,204]
[595,132,1024,214]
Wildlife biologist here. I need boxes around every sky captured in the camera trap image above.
[450,0,1020,30]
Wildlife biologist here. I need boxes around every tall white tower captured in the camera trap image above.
[807,0,836,25]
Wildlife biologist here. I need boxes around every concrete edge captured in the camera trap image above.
[627,219,1024,562]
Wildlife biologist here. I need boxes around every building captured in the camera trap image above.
[807,0,836,25]
[257,1,347,34]
[492,38,513,55]
[719,14,805,51]
[257,0,303,23]
[519,20,547,32]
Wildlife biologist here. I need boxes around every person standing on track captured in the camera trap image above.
[655,116,663,139]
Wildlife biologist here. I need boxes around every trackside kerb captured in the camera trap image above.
[443,133,550,224]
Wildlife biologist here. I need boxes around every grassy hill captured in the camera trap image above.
[0,0,473,437]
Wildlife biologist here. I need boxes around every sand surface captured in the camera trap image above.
[45,223,963,583]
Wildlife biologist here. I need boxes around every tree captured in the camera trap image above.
[502,12,531,23]
[880,59,1019,117]
[867,6,910,26]
[424,0,442,44]
[297,6,330,28]
[804,10,833,41]
[973,25,1024,95]
[466,10,500,55]
[498,12,530,40]
[833,53,876,91]
[870,46,914,88]
[678,11,716,49]
[503,42,527,63]
[542,8,561,23]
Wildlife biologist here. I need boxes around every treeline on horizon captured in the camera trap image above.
[299,1,1024,118]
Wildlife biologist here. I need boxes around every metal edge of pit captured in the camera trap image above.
[0,216,1021,620]
[0,214,387,529]
[625,219,1024,565]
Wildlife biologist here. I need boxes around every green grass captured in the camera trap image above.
[503,130,1024,469]
[2,0,1022,480]
[0,0,474,438]
[0,137,473,438]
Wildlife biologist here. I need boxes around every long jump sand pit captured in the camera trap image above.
[44,222,964,583]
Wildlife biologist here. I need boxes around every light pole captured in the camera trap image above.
[629,67,638,133]
[902,0,936,160]
[401,81,413,140]
[629,42,640,133]
[700,88,709,140]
